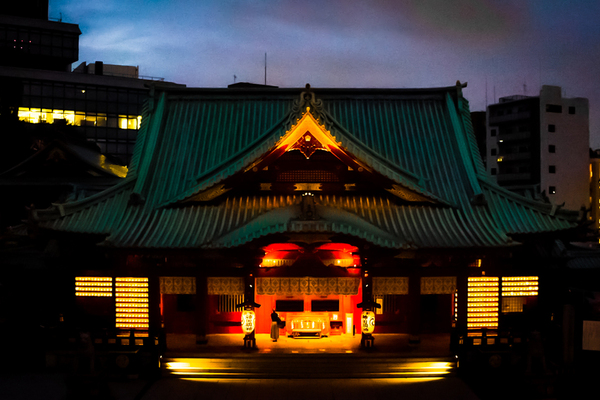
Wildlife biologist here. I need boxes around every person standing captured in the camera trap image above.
[270,309,280,342]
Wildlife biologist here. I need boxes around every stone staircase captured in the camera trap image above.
[161,354,457,379]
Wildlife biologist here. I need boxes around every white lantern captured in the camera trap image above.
[241,310,256,334]
[361,310,375,334]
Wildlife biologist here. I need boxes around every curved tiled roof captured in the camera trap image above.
[34,84,579,249]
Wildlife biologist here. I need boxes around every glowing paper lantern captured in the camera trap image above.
[361,311,375,334]
[241,310,256,334]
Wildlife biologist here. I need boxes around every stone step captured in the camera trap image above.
[161,355,457,379]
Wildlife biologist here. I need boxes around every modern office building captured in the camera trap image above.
[0,1,184,166]
[486,85,589,211]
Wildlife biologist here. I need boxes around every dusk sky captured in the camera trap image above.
[49,0,600,147]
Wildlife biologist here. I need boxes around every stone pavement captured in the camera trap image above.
[164,333,454,357]
[138,377,479,400]
[0,333,481,399]
[0,374,480,400]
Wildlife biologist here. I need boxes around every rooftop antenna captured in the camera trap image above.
[264,53,267,85]
[485,76,488,108]
[523,83,527,95]
[538,56,542,92]
[234,75,237,84]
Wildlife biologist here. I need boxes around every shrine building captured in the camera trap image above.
[33,83,580,354]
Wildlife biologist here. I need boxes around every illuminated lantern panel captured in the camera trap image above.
[115,277,149,329]
[361,311,375,334]
[501,276,539,297]
[75,277,112,297]
[453,290,458,323]
[241,310,256,334]
[467,277,499,330]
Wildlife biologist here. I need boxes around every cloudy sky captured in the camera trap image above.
[50,0,600,147]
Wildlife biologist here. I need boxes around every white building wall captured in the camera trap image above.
[539,85,589,210]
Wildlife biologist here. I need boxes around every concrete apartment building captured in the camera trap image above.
[486,85,589,211]
[0,1,183,165]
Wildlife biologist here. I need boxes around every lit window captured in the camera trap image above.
[118,115,140,129]
[74,112,85,126]
[75,277,112,297]
[17,107,141,131]
[467,277,499,330]
[501,276,538,313]
[64,111,75,125]
[115,277,149,329]
[119,115,128,129]
[549,186,556,194]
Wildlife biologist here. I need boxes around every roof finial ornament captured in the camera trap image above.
[455,80,465,99]
[286,83,328,128]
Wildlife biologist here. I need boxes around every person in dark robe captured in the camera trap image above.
[270,309,280,341]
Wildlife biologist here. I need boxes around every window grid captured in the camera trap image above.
[218,294,244,313]
[18,79,146,162]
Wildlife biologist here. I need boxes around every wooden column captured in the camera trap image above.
[452,273,468,355]
[195,274,208,344]
[148,275,163,350]
[407,272,421,344]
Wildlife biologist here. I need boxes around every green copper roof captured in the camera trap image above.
[34,84,579,249]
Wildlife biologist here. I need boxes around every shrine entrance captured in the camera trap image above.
[207,242,365,340]
[254,280,363,338]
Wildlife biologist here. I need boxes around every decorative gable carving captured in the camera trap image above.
[289,131,326,159]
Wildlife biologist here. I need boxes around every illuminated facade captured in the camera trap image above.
[0,1,183,165]
[35,83,581,360]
